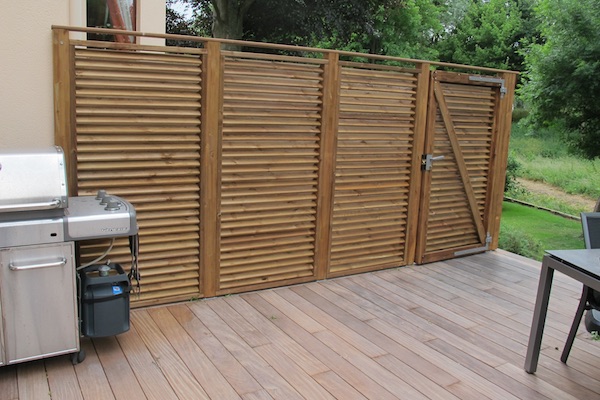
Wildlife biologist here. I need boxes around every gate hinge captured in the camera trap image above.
[469,76,506,99]
[454,233,492,256]
[421,154,445,171]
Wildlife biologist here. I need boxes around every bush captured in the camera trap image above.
[498,225,543,259]
[511,107,529,123]
[504,151,521,193]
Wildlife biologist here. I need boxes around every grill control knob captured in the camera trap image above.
[95,189,108,201]
[105,200,121,211]
[100,195,112,205]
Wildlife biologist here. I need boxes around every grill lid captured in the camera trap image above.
[0,146,68,213]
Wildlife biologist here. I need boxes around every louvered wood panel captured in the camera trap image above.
[74,46,203,305]
[219,55,324,292]
[424,79,497,255]
[330,65,419,275]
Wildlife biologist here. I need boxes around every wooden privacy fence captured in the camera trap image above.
[52,26,516,307]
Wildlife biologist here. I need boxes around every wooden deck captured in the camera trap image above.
[1,249,599,399]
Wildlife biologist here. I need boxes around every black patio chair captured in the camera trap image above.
[561,212,600,363]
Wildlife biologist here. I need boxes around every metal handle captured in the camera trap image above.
[422,154,445,171]
[0,199,62,213]
[9,258,67,271]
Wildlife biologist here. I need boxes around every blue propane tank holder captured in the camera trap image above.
[79,263,131,338]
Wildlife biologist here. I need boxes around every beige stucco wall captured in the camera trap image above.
[0,0,166,150]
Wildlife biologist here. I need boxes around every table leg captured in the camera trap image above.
[560,285,589,363]
[524,262,554,373]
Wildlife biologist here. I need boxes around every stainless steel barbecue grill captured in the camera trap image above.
[0,146,138,366]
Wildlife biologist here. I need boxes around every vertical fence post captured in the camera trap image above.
[405,62,431,265]
[314,52,340,280]
[488,72,517,250]
[52,28,77,195]
[200,41,223,297]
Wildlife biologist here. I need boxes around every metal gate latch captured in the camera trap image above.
[421,154,445,171]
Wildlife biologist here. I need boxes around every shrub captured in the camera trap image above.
[504,151,521,193]
[498,225,543,260]
[511,107,529,123]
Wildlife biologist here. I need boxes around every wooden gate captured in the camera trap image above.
[416,71,513,264]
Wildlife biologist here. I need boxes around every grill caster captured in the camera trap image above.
[70,349,86,365]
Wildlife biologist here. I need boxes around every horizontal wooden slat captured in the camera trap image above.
[74,44,203,305]
[423,79,496,258]
[62,34,512,305]
[218,55,323,291]
[330,65,419,275]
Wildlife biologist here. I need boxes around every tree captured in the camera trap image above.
[166,0,210,46]
[210,0,257,41]
[170,0,256,49]
[244,0,443,59]
[436,0,534,71]
[171,0,443,58]
[520,0,600,158]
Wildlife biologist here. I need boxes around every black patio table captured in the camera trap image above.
[525,248,600,373]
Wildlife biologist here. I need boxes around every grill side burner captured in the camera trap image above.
[0,146,138,366]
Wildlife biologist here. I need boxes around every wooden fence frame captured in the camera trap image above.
[52,26,517,306]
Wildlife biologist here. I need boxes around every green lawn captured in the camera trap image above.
[499,201,584,260]
[508,124,600,199]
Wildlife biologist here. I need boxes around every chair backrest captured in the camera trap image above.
[581,212,600,249]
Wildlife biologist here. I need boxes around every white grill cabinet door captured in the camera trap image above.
[0,242,78,364]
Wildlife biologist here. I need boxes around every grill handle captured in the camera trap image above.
[9,258,67,271]
[0,199,62,213]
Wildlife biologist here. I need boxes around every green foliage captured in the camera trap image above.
[364,0,443,59]
[243,0,443,59]
[436,0,536,71]
[511,107,529,123]
[166,0,211,45]
[505,187,588,217]
[498,224,543,260]
[519,0,600,158]
[500,202,584,260]
[504,151,521,193]
[509,124,600,199]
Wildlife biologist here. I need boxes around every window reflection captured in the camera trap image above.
[87,0,137,43]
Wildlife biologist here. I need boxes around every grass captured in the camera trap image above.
[500,202,584,260]
[509,123,600,199]
[505,189,587,216]
[500,121,598,259]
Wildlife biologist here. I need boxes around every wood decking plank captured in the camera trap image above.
[147,307,242,400]
[114,323,179,400]
[17,361,52,400]
[0,365,18,400]
[73,340,115,400]
[292,282,462,388]
[244,292,399,400]
[131,310,210,399]
[93,336,146,400]
[253,343,335,400]
[44,356,84,400]
[223,296,330,376]
[426,339,546,400]
[312,370,369,400]
[2,251,600,399]
[187,301,305,400]
[314,329,429,399]
[282,286,388,358]
[168,304,263,397]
